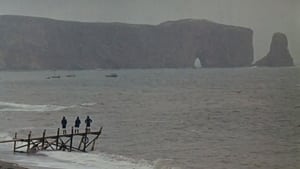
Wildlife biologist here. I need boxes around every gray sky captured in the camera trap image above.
[0,0,298,64]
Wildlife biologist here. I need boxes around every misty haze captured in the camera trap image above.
[0,1,299,169]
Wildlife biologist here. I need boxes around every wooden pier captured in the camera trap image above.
[0,127,103,153]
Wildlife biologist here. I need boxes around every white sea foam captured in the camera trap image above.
[21,151,154,169]
[0,133,154,169]
[0,132,12,140]
[79,102,97,107]
[153,159,182,169]
[0,132,29,153]
[0,132,13,149]
[0,101,72,112]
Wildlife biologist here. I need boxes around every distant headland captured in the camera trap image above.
[0,15,294,70]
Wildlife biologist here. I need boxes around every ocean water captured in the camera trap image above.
[0,67,299,169]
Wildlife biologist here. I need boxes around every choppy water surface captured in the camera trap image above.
[0,67,299,169]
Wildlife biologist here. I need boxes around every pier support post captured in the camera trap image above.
[56,128,60,150]
[83,128,87,152]
[91,127,102,151]
[69,127,74,152]
[27,131,31,153]
[13,132,17,152]
[42,129,46,150]
[91,141,96,151]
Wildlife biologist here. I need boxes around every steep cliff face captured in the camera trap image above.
[0,15,254,70]
[255,32,294,67]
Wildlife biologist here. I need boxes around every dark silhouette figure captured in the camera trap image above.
[74,116,81,133]
[61,116,67,134]
[85,116,93,132]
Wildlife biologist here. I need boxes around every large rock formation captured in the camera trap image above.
[0,15,254,70]
[255,32,294,67]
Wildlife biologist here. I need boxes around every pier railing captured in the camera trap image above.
[0,127,103,153]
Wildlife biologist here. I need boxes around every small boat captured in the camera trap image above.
[46,70,61,79]
[66,74,76,78]
[51,75,61,78]
[105,73,118,78]
[46,75,61,79]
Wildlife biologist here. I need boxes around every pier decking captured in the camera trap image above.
[0,127,103,153]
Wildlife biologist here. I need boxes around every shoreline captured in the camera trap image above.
[0,160,28,169]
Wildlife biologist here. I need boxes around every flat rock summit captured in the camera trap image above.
[0,15,255,70]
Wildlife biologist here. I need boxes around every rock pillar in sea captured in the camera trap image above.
[255,32,294,67]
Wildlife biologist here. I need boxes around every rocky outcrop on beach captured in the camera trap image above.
[0,15,254,70]
[254,32,294,67]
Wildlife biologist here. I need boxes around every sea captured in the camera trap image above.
[0,67,299,169]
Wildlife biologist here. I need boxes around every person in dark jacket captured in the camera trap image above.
[61,116,67,134]
[74,116,81,133]
[85,116,93,132]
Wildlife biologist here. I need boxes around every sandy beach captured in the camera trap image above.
[0,161,27,169]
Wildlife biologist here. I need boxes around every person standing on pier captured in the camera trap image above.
[85,116,92,132]
[74,116,81,133]
[61,116,67,134]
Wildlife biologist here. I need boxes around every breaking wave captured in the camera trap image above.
[0,132,153,169]
[0,101,71,112]
[0,132,181,169]
[22,151,153,169]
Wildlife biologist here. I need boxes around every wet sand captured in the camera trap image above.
[0,161,28,169]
